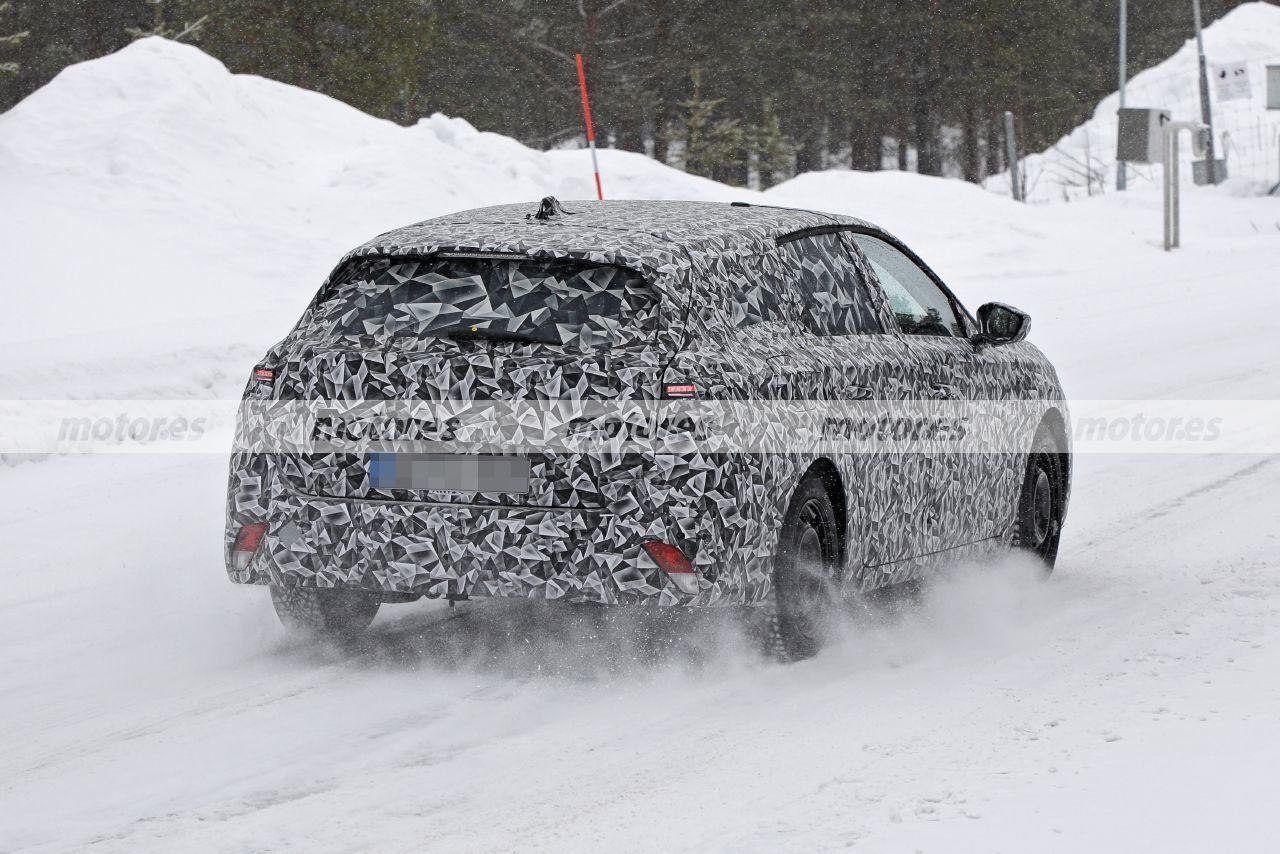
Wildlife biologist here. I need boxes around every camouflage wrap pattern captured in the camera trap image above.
[225,200,1069,606]
[319,256,659,350]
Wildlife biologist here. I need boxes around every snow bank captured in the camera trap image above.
[0,37,738,214]
[0,37,740,362]
[990,1,1280,202]
[0,33,1275,403]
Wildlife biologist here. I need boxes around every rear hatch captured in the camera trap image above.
[268,252,666,510]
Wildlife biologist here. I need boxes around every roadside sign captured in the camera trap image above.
[1213,62,1252,101]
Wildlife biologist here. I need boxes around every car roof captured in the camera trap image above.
[330,199,886,295]
[416,199,870,245]
[322,201,901,313]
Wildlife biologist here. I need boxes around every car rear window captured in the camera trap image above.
[311,255,660,350]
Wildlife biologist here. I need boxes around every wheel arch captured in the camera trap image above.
[801,457,847,568]
[1037,406,1072,517]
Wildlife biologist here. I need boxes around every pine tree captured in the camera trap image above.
[0,0,1265,177]
[179,0,433,123]
[750,97,794,189]
[0,2,29,76]
[125,0,207,42]
[679,68,745,181]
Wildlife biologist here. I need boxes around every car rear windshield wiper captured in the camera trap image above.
[439,326,552,345]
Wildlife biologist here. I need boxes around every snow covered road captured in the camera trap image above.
[3,36,1280,853]
[3,449,1278,852]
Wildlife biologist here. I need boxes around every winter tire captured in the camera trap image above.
[1015,430,1065,571]
[769,473,841,662]
[269,585,381,643]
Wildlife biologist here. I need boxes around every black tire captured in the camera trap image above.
[769,474,841,662]
[1015,430,1065,572]
[269,585,381,643]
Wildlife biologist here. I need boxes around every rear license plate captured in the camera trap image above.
[367,453,531,494]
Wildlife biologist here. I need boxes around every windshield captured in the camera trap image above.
[310,256,660,350]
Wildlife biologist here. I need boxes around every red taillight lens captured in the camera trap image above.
[642,541,700,595]
[642,541,693,574]
[233,522,267,553]
[664,383,697,399]
[232,522,268,572]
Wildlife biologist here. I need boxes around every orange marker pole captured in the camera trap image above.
[575,53,604,200]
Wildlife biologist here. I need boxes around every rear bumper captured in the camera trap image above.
[228,491,743,606]
[225,446,784,606]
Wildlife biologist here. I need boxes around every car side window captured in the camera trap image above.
[779,233,884,336]
[852,234,966,338]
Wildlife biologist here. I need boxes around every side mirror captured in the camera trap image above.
[974,302,1031,347]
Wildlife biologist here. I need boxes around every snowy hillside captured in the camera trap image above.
[988,1,1280,202]
[0,37,739,397]
[2,36,1280,854]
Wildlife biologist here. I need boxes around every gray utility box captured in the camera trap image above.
[1117,107,1172,163]
[1193,159,1228,185]
[1268,65,1280,110]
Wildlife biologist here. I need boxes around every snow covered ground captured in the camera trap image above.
[986,2,1280,203]
[2,35,1279,854]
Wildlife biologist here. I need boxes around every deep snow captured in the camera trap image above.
[989,2,1280,202]
[1,31,1279,854]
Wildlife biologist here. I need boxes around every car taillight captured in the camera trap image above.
[642,541,700,595]
[664,383,697,399]
[232,522,268,571]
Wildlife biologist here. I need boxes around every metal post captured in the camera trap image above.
[1163,129,1175,249]
[1118,0,1128,190]
[1003,110,1023,202]
[575,53,604,200]
[1170,136,1180,247]
[1191,0,1219,183]
[1163,121,1208,250]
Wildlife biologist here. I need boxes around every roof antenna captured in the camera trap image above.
[530,196,574,220]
